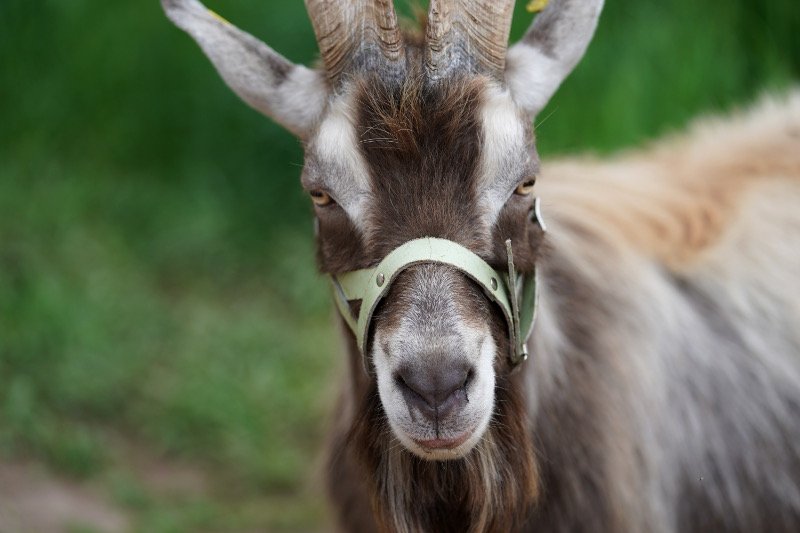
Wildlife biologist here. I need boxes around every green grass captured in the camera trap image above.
[1,0,797,530]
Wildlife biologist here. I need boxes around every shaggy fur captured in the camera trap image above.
[522,93,800,531]
[325,91,800,532]
[318,70,541,531]
[162,0,800,529]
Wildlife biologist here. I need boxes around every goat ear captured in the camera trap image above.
[162,0,328,138]
[505,0,604,116]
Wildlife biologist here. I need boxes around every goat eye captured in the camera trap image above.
[515,178,536,196]
[310,190,334,207]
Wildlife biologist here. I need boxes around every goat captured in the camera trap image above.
[162,0,800,531]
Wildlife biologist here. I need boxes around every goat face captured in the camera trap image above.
[305,76,542,459]
[163,0,602,466]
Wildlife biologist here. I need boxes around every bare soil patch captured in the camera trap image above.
[0,460,129,533]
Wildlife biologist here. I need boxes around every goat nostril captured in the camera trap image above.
[463,368,475,389]
[395,370,435,410]
[394,370,425,398]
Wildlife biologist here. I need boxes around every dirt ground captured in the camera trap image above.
[0,460,129,533]
[0,444,327,532]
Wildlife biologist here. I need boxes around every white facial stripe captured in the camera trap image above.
[478,86,529,225]
[308,91,371,231]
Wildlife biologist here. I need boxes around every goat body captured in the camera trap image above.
[162,0,800,530]
[325,92,800,532]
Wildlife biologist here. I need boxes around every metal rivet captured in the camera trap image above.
[490,278,498,290]
[376,273,385,287]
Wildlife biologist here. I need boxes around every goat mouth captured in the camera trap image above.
[413,429,473,451]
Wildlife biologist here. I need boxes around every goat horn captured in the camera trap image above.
[426,0,515,82]
[305,0,404,87]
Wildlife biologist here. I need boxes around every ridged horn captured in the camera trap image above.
[305,0,405,86]
[425,0,515,81]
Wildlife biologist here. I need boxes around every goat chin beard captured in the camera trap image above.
[350,373,539,533]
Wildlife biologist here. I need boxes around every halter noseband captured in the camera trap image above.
[328,215,542,373]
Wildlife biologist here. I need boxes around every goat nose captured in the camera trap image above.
[395,364,473,421]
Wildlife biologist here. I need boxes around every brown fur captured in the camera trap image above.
[323,90,800,531]
[312,17,800,533]
[313,70,496,273]
[319,69,544,531]
[358,71,490,256]
[164,0,800,528]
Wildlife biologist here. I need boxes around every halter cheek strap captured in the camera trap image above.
[329,237,539,372]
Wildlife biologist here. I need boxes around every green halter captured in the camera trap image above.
[329,237,540,372]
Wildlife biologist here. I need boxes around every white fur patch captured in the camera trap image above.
[307,92,372,231]
[477,86,530,226]
[371,266,497,461]
[373,325,496,461]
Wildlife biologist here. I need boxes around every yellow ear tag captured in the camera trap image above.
[208,9,230,25]
[526,0,549,13]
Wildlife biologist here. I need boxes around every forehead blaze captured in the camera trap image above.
[355,76,491,255]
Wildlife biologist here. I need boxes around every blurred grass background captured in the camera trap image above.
[0,0,797,531]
